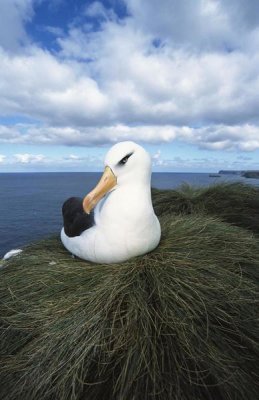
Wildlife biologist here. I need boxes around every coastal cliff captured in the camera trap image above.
[243,171,259,179]
[218,170,259,179]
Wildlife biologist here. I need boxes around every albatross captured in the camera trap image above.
[61,141,161,263]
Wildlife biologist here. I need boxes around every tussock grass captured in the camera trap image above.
[1,205,259,399]
[152,182,259,234]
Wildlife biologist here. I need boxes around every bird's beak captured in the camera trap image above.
[83,166,117,214]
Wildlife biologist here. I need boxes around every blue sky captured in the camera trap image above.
[0,0,259,172]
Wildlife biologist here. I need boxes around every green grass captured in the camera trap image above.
[1,205,259,399]
[152,182,259,234]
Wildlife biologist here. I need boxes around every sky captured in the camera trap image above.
[0,0,259,172]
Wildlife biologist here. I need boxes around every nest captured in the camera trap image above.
[0,184,259,400]
[152,182,259,234]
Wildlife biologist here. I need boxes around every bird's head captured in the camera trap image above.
[83,141,152,214]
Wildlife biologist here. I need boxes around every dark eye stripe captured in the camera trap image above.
[118,152,134,166]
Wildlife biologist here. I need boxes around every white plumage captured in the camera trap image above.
[61,141,161,263]
[3,249,23,261]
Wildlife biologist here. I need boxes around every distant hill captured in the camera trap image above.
[218,170,259,179]
[242,171,259,179]
[218,170,244,175]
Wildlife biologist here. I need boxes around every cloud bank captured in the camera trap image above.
[0,0,259,152]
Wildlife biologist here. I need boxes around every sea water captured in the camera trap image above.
[0,172,258,257]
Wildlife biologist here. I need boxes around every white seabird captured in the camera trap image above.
[61,141,161,263]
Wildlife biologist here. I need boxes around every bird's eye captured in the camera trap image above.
[118,152,133,166]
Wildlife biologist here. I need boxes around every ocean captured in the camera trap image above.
[1,172,259,258]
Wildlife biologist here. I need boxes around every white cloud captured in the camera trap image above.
[0,47,109,125]
[153,149,161,160]
[0,124,177,146]
[84,1,115,20]
[1,149,258,173]
[221,0,259,30]
[65,154,81,160]
[186,124,259,151]
[125,0,259,52]
[1,38,259,130]
[125,0,234,51]
[0,0,34,51]
[44,25,64,37]
[1,123,258,152]
[14,153,46,164]
[0,152,103,171]
[0,0,259,154]
[152,150,168,167]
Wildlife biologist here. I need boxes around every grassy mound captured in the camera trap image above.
[152,182,259,234]
[1,211,259,400]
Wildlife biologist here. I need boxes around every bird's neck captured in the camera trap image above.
[99,181,154,224]
[117,181,152,202]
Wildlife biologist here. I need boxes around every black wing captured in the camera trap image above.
[62,197,95,237]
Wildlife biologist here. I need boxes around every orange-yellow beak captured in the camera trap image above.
[83,166,117,214]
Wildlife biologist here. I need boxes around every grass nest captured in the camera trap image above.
[1,184,259,400]
[152,182,259,234]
